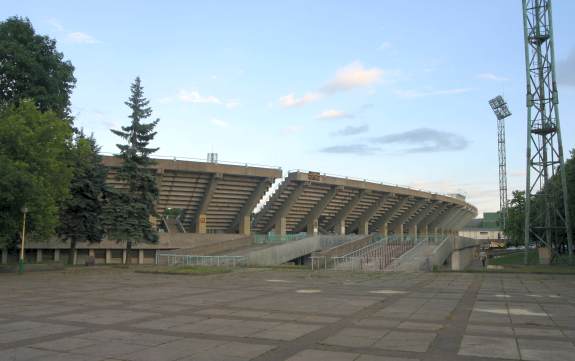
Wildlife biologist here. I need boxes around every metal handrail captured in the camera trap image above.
[252,233,307,244]
[311,234,450,272]
[100,152,282,170]
[155,253,247,267]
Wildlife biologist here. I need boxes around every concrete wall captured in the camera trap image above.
[162,236,253,256]
[316,235,372,258]
[451,246,477,271]
[247,236,322,266]
[391,236,479,272]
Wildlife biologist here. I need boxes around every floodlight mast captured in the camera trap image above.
[522,0,573,265]
[489,96,511,231]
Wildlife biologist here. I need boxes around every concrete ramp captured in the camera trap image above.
[246,235,361,266]
[390,236,480,272]
[315,235,373,258]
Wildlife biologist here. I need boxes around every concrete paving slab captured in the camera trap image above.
[1,268,575,361]
[518,338,575,361]
[373,331,436,352]
[458,335,520,359]
[465,324,515,336]
[513,327,566,338]
[284,349,358,361]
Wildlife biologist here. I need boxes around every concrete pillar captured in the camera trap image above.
[196,214,207,234]
[275,217,287,236]
[408,224,417,238]
[306,219,319,236]
[105,249,112,264]
[122,249,127,264]
[36,249,43,263]
[378,223,388,237]
[394,224,404,240]
[138,249,144,265]
[239,215,251,236]
[88,249,95,258]
[420,225,429,239]
[1,248,7,265]
[335,220,346,235]
[54,249,60,262]
[72,249,78,265]
[359,220,369,235]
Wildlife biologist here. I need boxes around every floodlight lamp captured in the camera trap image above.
[489,95,512,120]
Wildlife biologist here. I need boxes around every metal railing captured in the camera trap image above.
[100,152,282,170]
[311,235,449,272]
[252,233,308,244]
[155,253,247,267]
[318,235,362,249]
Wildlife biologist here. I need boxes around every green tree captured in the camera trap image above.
[58,131,108,264]
[504,190,525,247]
[0,102,73,249]
[0,17,76,119]
[105,77,159,264]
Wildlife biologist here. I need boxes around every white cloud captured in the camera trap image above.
[394,88,473,99]
[379,41,393,51]
[320,144,380,155]
[278,92,322,108]
[323,61,385,93]
[316,109,353,120]
[407,179,497,215]
[67,32,100,44]
[280,126,303,135]
[477,73,509,81]
[174,90,240,109]
[331,124,369,136]
[178,90,222,104]
[210,118,229,128]
[47,18,64,31]
[225,99,241,109]
[277,62,394,109]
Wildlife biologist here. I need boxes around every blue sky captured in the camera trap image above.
[3,1,575,216]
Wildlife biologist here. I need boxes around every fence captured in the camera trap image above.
[310,235,449,272]
[155,253,247,267]
[252,233,308,244]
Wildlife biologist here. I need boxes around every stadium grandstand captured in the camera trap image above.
[7,155,477,267]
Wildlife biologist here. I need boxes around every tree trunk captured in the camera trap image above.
[126,240,132,266]
[68,240,76,265]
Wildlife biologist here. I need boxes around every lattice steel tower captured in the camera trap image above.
[522,0,572,264]
[489,96,511,230]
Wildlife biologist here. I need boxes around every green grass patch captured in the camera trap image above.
[490,250,538,265]
[465,265,575,274]
[134,265,233,275]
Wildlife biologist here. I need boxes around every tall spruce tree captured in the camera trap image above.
[106,77,159,264]
[58,131,108,264]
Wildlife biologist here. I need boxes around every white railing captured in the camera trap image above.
[311,235,450,272]
[155,253,247,267]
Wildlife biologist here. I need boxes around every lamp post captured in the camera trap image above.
[18,206,28,274]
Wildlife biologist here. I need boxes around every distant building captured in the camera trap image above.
[459,212,505,243]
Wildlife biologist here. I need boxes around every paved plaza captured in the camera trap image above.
[1,268,575,361]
